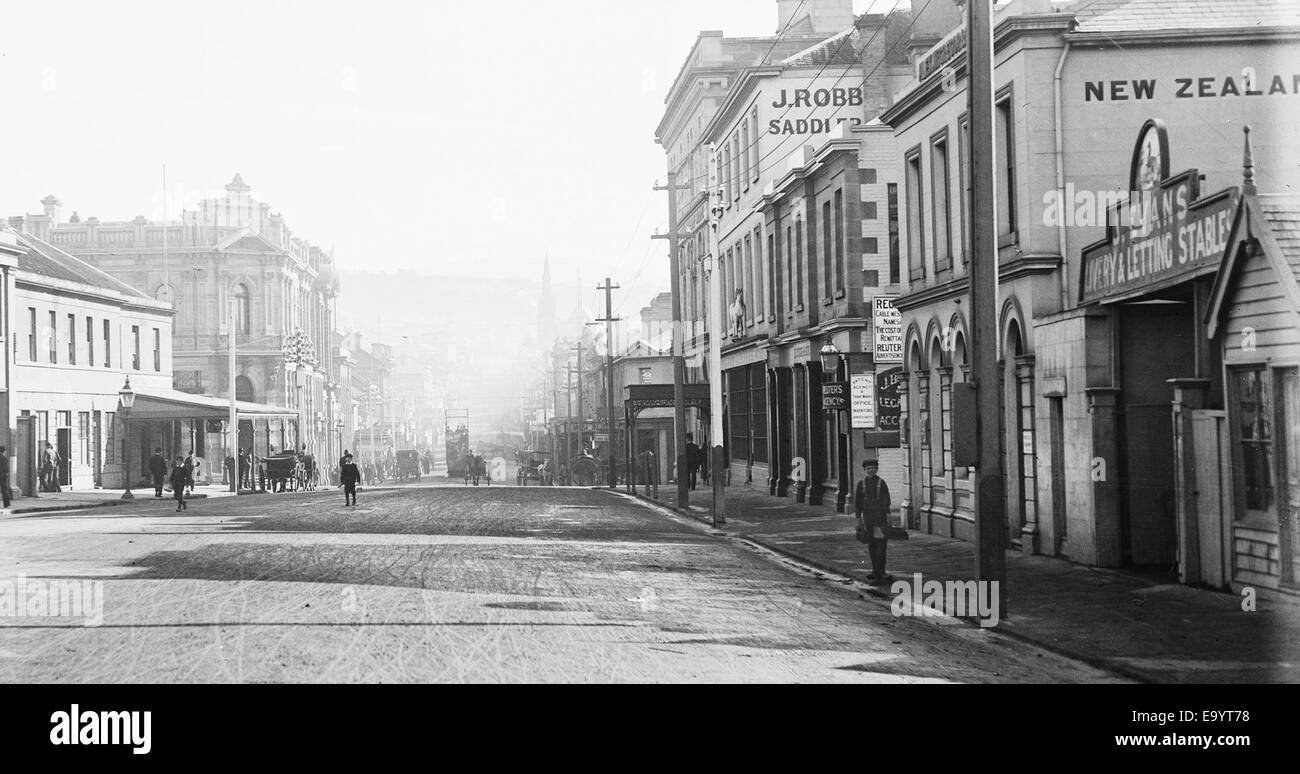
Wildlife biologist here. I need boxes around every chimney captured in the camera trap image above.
[41,195,62,223]
[777,0,854,36]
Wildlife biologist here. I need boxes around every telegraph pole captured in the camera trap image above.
[570,340,585,456]
[968,0,1006,610]
[228,299,237,493]
[653,172,692,509]
[706,146,726,527]
[565,361,576,462]
[594,278,621,488]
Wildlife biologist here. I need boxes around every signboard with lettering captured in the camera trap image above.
[850,372,876,429]
[821,381,847,411]
[792,341,811,364]
[1079,121,1238,305]
[876,367,903,434]
[873,297,903,363]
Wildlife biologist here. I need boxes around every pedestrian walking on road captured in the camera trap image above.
[854,458,893,583]
[149,448,168,497]
[169,457,190,512]
[340,454,361,506]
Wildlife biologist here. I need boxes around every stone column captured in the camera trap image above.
[916,370,932,532]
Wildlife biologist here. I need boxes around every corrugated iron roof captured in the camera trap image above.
[1074,0,1300,33]
[7,229,154,300]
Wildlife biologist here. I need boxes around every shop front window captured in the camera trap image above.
[1236,368,1273,515]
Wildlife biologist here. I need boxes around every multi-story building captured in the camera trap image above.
[880,0,1300,591]
[11,175,342,469]
[659,0,912,512]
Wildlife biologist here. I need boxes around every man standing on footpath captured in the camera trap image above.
[0,445,11,510]
[148,448,168,498]
[854,458,894,583]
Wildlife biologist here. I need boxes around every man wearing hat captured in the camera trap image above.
[854,458,893,582]
[339,453,361,506]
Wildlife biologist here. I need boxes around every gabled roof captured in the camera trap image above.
[7,229,160,303]
[215,229,282,253]
[1073,0,1300,33]
[1206,194,1300,337]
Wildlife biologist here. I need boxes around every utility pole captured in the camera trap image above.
[594,278,621,488]
[706,146,726,527]
[968,0,1007,611]
[228,299,237,493]
[653,172,692,509]
[565,361,576,462]
[570,340,586,457]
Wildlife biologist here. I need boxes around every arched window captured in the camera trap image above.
[235,374,255,403]
[233,284,251,334]
[155,284,175,304]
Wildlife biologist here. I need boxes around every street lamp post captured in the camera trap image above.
[118,377,136,500]
[820,343,850,513]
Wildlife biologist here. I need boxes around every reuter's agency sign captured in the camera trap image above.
[1079,119,1238,305]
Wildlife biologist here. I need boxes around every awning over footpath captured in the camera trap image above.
[126,389,298,421]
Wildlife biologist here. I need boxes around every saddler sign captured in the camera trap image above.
[1079,119,1239,304]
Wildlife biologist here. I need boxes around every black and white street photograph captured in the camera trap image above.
[0,0,1297,726]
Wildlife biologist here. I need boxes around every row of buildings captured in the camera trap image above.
[654,0,1300,595]
[2,175,440,495]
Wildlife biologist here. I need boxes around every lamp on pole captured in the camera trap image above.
[118,377,136,500]
[820,343,850,513]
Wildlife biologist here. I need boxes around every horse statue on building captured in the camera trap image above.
[729,289,746,339]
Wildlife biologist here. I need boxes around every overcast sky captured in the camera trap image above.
[1,0,893,323]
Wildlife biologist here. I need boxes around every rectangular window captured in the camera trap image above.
[79,411,90,464]
[995,96,1017,237]
[742,236,752,322]
[888,182,900,284]
[766,232,775,319]
[86,316,94,368]
[753,226,765,320]
[728,368,750,465]
[785,225,793,311]
[732,135,741,200]
[905,148,925,280]
[131,325,140,370]
[49,311,57,363]
[794,218,805,308]
[68,314,76,365]
[28,308,36,362]
[1235,368,1274,515]
[723,144,732,202]
[750,109,761,182]
[749,362,768,464]
[741,122,750,187]
[822,200,833,299]
[105,411,115,463]
[958,115,971,264]
[103,319,111,367]
[931,133,951,272]
[833,189,844,292]
[153,328,161,371]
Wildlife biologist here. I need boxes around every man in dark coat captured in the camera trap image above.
[854,458,893,582]
[148,448,168,497]
[684,434,701,490]
[339,453,361,506]
[169,457,190,512]
[0,445,11,509]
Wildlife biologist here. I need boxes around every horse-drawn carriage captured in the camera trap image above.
[261,451,317,492]
[515,450,551,486]
[395,450,422,482]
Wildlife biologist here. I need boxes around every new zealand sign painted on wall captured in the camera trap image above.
[1078,119,1238,305]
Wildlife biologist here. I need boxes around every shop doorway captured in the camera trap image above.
[1117,300,1195,567]
[57,427,72,487]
